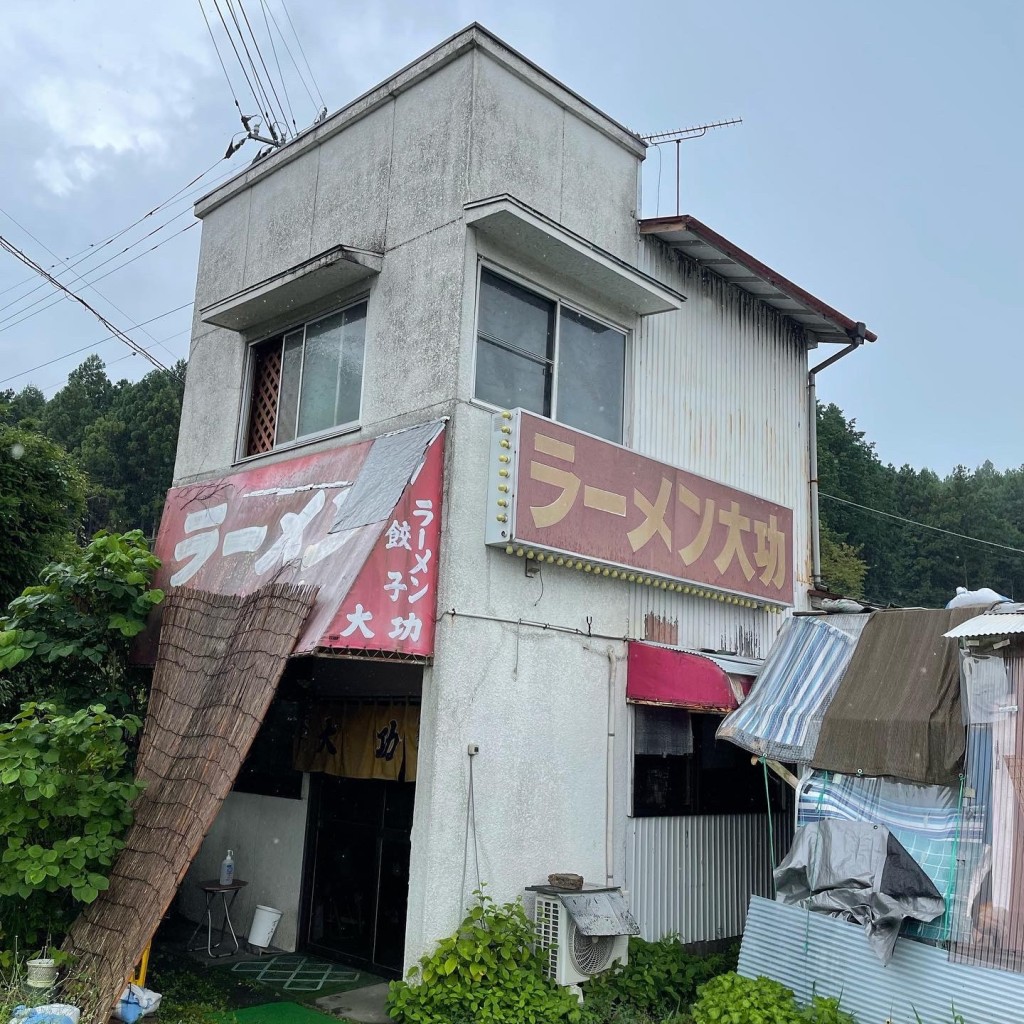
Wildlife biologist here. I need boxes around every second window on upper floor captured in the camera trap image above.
[243,300,367,458]
[474,268,627,444]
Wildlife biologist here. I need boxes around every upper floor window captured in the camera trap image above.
[474,268,626,444]
[244,301,367,458]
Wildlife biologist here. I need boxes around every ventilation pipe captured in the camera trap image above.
[808,323,867,589]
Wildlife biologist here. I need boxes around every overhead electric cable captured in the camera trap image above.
[238,0,290,138]
[197,0,243,110]
[262,0,317,111]
[0,302,193,387]
[213,0,274,131]
[259,0,297,132]
[225,0,282,138]
[820,492,1024,558]
[0,159,235,308]
[0,234,170,374]
[279,0,325,109]
[0,208,179,362]
[0,222,199,335]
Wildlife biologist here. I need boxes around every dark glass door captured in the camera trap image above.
[304,775,414,975]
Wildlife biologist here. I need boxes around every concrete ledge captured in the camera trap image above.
[466,195,684,316]
[200,245,383,331]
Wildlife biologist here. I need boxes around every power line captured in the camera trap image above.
[213,0,273,131]
[0,302,193,388]
[40,329,190,396]
[279,0,325,110]
[259,0,297,133]
[225,0,282,138]
[820,492,1024,558]
[0,222,199,336]
[0,157,231,302]
[197,0,242,110]
[262,0,317,112]
[0,207,178,362]
[0,164,235,324]
[237,0,291,139]
[0,234,170,374]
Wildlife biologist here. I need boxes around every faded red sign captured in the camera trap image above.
[495,411,793,605]
[149,422,444,657]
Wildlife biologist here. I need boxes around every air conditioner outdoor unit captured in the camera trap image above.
[532,892,632,987]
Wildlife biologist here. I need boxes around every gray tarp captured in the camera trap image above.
[774,819,945,964]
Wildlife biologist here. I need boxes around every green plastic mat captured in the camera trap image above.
[230,1002,337,1024]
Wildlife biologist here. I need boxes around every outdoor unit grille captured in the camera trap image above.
[532,894,630,987]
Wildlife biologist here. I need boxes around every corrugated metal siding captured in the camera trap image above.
[629,240,810,651]
[626,813,794,942]
[740,895,1024,1024]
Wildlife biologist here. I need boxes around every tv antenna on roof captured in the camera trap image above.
[639,118,742,217]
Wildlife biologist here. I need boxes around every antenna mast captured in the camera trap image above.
[640,118,742,217]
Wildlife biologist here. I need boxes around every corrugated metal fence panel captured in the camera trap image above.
[633,240,811,612]
[740,895,1024,1024]
[626,813,794,943]
[629,584,783,662]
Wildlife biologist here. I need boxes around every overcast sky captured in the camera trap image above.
[1,0,1020,475]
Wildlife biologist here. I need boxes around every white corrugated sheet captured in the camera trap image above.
[945,611,1024,638]
[625,813,793,943]
[739,895,1024,1024]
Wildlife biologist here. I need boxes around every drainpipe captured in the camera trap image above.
[605,647,617,887]
[808,323,867,588]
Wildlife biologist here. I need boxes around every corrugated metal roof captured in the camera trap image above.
[739,895,1024,1024]
[640,215,876,346]
[946,609,1024,638]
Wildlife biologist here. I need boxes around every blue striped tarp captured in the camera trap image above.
[717,616,864,762]
[797,770,980,942]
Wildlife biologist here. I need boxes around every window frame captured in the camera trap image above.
[629,706,791,819]
[235,295,369,464]
[472,260,631,445]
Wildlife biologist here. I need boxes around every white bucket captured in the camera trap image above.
[25,958,57,989]
[247,905,282,949]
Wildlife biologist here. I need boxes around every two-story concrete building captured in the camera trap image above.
[152,25,874,977]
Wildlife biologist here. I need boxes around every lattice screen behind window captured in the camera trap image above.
[247,345,281,456]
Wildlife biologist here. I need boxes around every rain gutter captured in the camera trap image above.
[809,323,868,587]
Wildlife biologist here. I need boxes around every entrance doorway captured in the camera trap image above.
[304,774,414,975]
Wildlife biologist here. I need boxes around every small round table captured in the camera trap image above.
[186,879,248,958]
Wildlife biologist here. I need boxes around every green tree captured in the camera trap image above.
[79,362,185,536]
[0,385,46,430]
[818,525,868,599]
[0,426,86,610]
[0,531,164,717]
[41,354,114,455]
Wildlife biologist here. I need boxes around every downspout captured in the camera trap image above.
[808,323,867,588]
[606,646,618,887]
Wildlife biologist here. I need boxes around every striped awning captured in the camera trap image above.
[717,615,867,762]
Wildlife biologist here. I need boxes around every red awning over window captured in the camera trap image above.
[626,641,750,712]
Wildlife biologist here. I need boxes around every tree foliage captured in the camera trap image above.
[3,356,185,543]
[0,425,87,611]
[0,531,164,718]
[0,702,142,947]
[817,402,1024,607]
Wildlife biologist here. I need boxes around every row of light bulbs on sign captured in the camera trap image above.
[501,543,781,613]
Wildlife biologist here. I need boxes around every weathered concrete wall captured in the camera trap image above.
[404,400,634,964]
[174,39,642,485]
[179,783,310,952]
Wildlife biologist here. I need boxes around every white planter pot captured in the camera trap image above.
[26,958,57,989]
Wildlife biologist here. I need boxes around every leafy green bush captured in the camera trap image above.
[0,529,163,717]
[581,937,737,1021]
[387,890,582,1024]
[0,702,142,945]
[691,973,855,1024]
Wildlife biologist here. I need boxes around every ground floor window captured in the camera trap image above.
[632,706,789,817]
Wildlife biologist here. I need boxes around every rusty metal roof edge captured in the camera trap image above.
[640,215,878,344]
